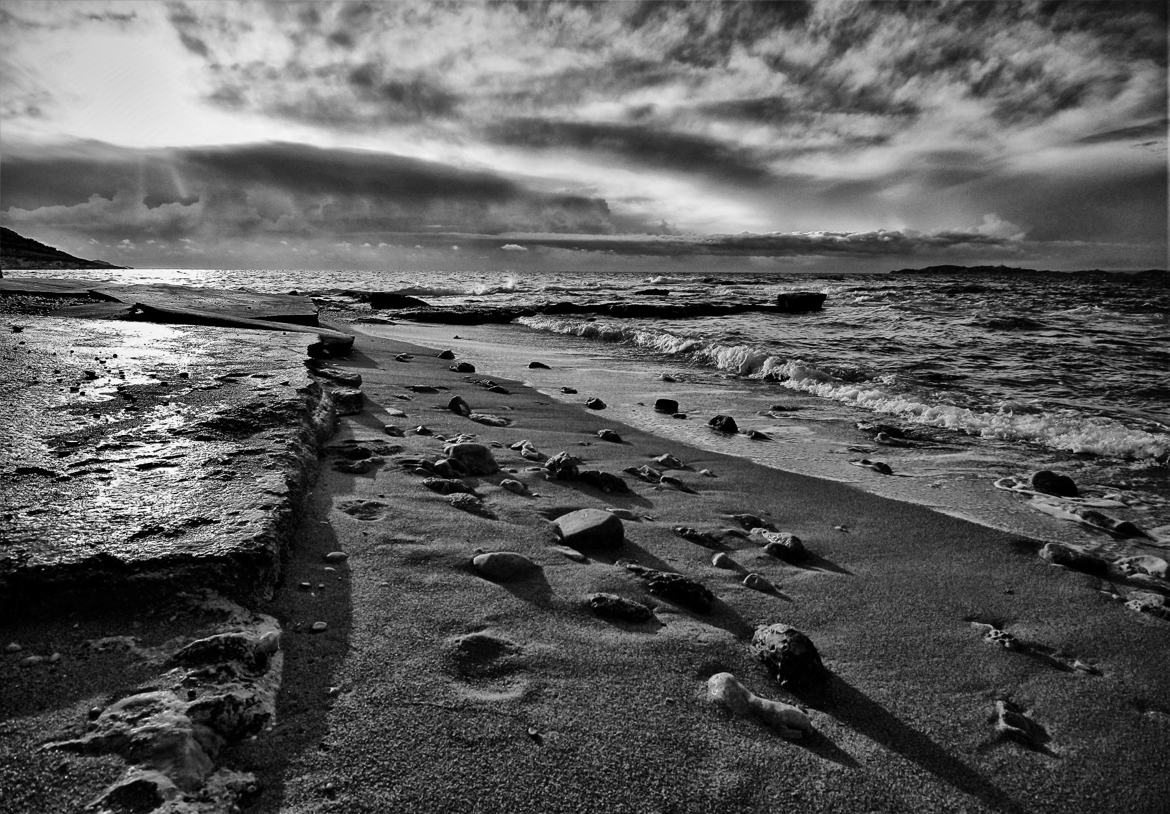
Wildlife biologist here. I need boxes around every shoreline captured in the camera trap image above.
[3,304,1169,812]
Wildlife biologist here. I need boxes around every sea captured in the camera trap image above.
[21,265,1170,553]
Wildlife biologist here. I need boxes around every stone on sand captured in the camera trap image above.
[448,395,471,416]
[554,508,624,550]
[1039,542,1107,574]
[743,573,775,592]
[707,672,811,739]
[711,552,738,569]
[654,398,679,414]
[597,429,622,443]
[755,530,807,562]
[437,349,455,360]
[443,442,499,476]
[585,397,606,410]
[588,593,654,623]
[451,362,476,373]
[751,624,829,689]
[576,470,631,494]
[528,361,551,369]
[424,477,474,495]
[499,479,529,495]
[623,562,714,613]
[472,551,539,581]
[544,451,582,479]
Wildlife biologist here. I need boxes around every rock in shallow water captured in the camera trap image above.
[1030,470,1078,497]
[708,414,739,434]
[707,672,811,739]
[555,508,624,550]
[750,624,828,689]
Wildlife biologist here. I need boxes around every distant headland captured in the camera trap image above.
[0,227,127,272]
[892,264,1166,278]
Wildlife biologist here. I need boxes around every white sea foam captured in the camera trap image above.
[515,315,1170,461]
[469,275,522,295]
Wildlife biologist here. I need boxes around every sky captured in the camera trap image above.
[0,0,1166,273]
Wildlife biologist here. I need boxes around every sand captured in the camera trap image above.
[3,323,1169,813]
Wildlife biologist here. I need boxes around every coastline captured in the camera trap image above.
[2,314,1169,812]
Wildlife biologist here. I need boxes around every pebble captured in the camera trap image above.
[499,479,529,495]
[323,551,349,563]
[707,672,811,739]
[310,622,329,633]
[561,387,578,394]
[298,582,312,591]
[472,551,540,581]
[588,592,654,623]
[653,453,684,469]
[747,430,771,441]
[550,544,588,563]
[49,652,61,663]
[20,655,46,666]
[5,642,21,653]
[384,425,405,437]
[528,361,551,369]
[699,469,716,478]
[555,508,625,550]
[448,395,471,416]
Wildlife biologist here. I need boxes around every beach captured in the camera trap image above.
[3,288,1169,813]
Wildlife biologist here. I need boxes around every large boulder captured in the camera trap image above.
[708,414,739,434]
[775,292,826,312]
[331,387,364,415]
[1030,470,1078,497]
[750,624,829,689]
[443,442,499,476]
[554,508,624,550]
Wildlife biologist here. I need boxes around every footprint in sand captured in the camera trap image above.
[337,500,387,521]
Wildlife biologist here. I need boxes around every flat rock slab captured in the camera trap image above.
[0,316,333,608]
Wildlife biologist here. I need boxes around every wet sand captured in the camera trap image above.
[3,319,1169,813]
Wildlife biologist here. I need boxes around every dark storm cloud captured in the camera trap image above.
[485,119,771,184]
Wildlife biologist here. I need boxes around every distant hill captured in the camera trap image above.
[891,264,1166,279]
[0,227,126,272]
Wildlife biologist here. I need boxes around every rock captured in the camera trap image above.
[1125,591,1170,620]
[674,526,725,549]
[550,544,588,562]
[394,353,412,362]
[1030,470,1078,497]
[576,470,631,494]
[369,291,429,309]
[437,349,456,360]
[528,361,551,369]
[383,425,405,437]
[585,397,606,410]
[1114,555,1169,580]
[588,593,654,623]
[672,412,687,419]
[334,458,380,474]
[747,430,771,441]
[561,386,578,394]
[712,552,738,569]
[654,398,679,414]
[448,395,471,416]
[451,362,476,373]
[472,551,539,581]
[624,465,662,483]
[653,453,684,469]
[168,630,280,672]
[443,442,499,476]
[757,531,806,562]
[331,387,364,416]
[310,621,329,633]
[469,412,510,427]
[699,469,716,477]
[385,407,408,417]
[1039,543,1107,574]
[323,551,348,563]
[423,477,474,495]
[743,573,775,592]
[499,479,529,495]
[708,414,739,434]
[707,672,811,739]
[659,475,692,492]
[554,508,625,550]
[750,624,829,689]
[432,458,467,478]
[775,292,827,312]
[5,642,22,653]
[314,367,362,387]
[597,429,622,443]
[409,385,440,394]
[544,451,582,479]
[993,700,1050,750]
[519,444,548,463]
[449,493,493,516]
[623,562,714,613]
[852,458,893,475]
[20,655,45,667]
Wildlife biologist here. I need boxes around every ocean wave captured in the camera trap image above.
[516,315,1170,461]
[469,275,523,295]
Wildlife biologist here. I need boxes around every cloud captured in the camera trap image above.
[499,244,528,252]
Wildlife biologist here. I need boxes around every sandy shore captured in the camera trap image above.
[4,323,1169,813]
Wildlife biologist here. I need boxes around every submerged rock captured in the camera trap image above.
[750,624,828,689]
[708,414,739,434]
[588,593,654,623]
[775,292,826,312]
[1031,470,1078,498]
[554,508,624,550]
[707,672,812,739]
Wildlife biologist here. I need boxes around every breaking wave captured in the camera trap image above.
[515,315,1170,461]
